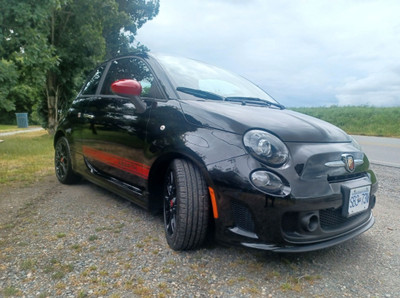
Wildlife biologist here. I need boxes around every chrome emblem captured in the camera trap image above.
[342,154,355,173]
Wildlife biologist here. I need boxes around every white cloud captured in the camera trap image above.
[336,69,400,106]
[137,0,400,107]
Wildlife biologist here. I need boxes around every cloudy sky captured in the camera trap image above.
[136,0,400,107]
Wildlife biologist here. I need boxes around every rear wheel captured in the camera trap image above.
[163,159,210,250]
[55,136,80,184]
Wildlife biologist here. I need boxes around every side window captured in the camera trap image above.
[81,65,106,95]
[101,57,159,98]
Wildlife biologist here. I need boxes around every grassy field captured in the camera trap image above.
[291,106,400,138]
[0,130,54,189]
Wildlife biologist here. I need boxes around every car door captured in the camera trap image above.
[67,64,107,173]
[81,56,162,192]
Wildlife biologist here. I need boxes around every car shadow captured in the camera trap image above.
[80,178,377,266]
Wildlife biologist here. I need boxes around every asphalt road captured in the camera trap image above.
[352,135,400,168]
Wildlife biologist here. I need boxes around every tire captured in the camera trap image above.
[54,136,80,184]
[163,159,210,250]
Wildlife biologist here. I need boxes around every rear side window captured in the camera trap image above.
[101,57,158,98]
[81,66,106,95]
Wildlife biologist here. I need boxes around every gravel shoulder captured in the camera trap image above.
[0,165,399,297]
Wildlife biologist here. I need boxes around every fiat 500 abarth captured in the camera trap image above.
[54,53,377,252]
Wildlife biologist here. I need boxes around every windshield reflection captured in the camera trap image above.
[153,54,278,104]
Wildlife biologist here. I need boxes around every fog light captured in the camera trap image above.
[250,170,290,197]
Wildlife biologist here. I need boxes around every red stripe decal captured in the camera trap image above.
[83,146,150,179]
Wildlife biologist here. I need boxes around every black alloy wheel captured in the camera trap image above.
[55,137,79,184]
[163,159,210,250]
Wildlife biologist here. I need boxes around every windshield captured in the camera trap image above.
[153,54,279,104]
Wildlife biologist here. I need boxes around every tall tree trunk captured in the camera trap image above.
[46,71,58,135]
[46,10,57,135]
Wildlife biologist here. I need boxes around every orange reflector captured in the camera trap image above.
[208,187,219,219]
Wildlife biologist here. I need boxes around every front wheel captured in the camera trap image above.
[163,159,210,250]
[55,136,80,184]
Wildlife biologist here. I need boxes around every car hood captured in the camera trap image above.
[179,100,351,143]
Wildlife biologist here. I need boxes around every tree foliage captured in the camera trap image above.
[0,0,159,132]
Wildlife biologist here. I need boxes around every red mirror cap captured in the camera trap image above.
[111,79,142,97]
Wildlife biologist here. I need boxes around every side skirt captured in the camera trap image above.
[83,158,149,210]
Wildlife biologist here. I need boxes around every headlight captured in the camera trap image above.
[250,170,291,196]
[243,130,289,166]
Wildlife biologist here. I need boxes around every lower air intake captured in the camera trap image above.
[231,200,255,233]
[319,208,368,231]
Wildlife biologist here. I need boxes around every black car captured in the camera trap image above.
[54,53,377,252]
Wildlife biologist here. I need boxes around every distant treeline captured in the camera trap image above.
[290,106,400,138]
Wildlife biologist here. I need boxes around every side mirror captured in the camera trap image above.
[111,79,147,113]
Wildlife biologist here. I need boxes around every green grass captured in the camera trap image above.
[0,125,20,131]
[0,130,54,188]
[291,106,400,137]
[2,286,21,297]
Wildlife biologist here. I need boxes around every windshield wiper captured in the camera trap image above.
[225,96,285,109]
[176,87,224,101]
[176,88,285,109]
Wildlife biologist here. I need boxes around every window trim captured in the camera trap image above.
[79,64,108,97]
[98,56,166,100]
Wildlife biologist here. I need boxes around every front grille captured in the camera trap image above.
[327,172,367,183]
[320,208,368,231]
[231,200,255,233]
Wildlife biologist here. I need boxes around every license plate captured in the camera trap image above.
[348,185,371,216]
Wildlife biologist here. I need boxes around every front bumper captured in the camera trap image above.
[242,212,374,252]
[207,146,378,252]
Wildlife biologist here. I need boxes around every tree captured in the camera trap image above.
[0,0,159,132]
[0,59,18,112]
[0,0,56,124]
